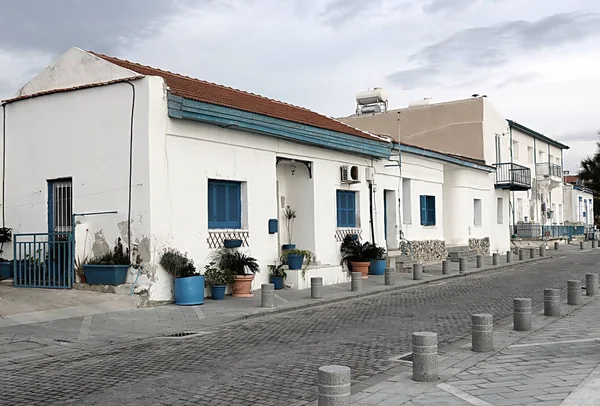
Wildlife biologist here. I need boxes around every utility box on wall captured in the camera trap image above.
[268,219,278,234]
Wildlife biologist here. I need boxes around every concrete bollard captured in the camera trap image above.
[593,240,597,249]
[442,260,450,275]
[506,251,513,263]
[580,241,585,250]
[472,314,494,352]
[513,298,532,331]
[261,284,275,308]
[476,255,483,268]
[544,289,560,316]
[567,280,581,305]
[459,257,467,273]
[539,246,546,257]
[413,263,423,280]
[492,253,499,266]
[412,332,438,382]
[530,248,536,259]
[384,267,394,285]
[586,273,598,296]
[351,272,362,292]
[311,277,323,299]
[554,241,559,250]
[519,249,524,261]
[318,365,351,406]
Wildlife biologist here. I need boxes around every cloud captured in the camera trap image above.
[556,130,600,143]
[386,12,600,89]
[0,0,198,55]
[320,0,410,26]
[422,0,475,14]
[494,72,539,89]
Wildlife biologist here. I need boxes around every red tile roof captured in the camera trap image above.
[90,52,387,143]
[564,175,579,184]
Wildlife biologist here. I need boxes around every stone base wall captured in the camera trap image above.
[399,240,448,263]
[469,237,490,255]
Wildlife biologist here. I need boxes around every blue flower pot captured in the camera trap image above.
[83,265,129,285]
[224,239,242,248]
[348,234,359,241]
[287,254,303,270]
[282,244,296,251]
[0,262,12,279]
[210,285,226,300]
[174,275,205,305]
[369,259,386,275]
[270,276,284,290]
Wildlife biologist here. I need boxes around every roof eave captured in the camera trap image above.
[508,120,570,150]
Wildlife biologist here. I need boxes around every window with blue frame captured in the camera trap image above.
[420,195,436,226]
[336,190,356,227]
[208,180,242,229]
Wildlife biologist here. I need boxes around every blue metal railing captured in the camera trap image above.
[13,232,74,289]
[515,224,586,240]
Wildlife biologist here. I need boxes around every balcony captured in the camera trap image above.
[493,163,531,191]
[536,162,562,189]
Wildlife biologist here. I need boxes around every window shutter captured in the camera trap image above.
[420,195,427,225]
[208,180,241,229]
[348,192,356,227]
[214,183,227,223]
[337,191,346,227]
[427,196,436,226]
[227,183,241,228]
[208,182,214,224]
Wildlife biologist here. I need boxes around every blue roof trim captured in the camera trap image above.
[508,120,569,150]
[168,93,391,158]
[395,143,494,173]
[574,185,596,195]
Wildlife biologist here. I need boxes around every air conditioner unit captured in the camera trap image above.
[341,165,360,184]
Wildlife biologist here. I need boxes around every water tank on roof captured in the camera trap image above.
[356,88,388,106]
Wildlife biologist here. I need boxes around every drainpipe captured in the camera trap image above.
[533,138,537,223]
[123,82,136,257]
[368,158,376,244]
[509,125,515,234]
[1,104,5,228]
[561,149,565,224]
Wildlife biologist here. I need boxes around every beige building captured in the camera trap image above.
[339,96,570,231]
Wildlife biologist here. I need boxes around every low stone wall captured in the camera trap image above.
[399,240,448,263]
[469,237,490,255]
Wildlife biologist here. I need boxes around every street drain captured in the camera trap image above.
[161,332,209,339]
[389,352,413,363]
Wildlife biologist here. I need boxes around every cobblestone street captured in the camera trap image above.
[0,247,598,405]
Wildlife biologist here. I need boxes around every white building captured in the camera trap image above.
[563,176,595,226]
[0,47,511,301]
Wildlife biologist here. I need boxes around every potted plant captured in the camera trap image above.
[369,245,387,275]
[84,238,130,285]
[268,262,287,290]
[0,257,12,279]
[280,249,315,271]
[282,206,297,251]
[160,248,204,305]
[340,235,377,279]
[212,248,260,297]
[204,262,229,300]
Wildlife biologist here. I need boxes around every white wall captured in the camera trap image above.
[2,78,152,279]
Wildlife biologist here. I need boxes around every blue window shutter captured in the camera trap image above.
[348,192,356,227]
[337,191,345,227]
[420,195,427,225]
[336,191,356,227]
[427,196,436,226]
[208,180,241,229]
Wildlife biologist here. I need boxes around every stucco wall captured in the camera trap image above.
[2,78,152,280]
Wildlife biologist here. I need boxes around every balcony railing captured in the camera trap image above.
[536,162,562,179]
[494,162,531,191]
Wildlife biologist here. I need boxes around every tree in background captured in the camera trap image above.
[579,130,600,226]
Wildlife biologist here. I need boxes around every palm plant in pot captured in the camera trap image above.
[369,245,387,276]
[212,248,259,297]
[160,248,204,305]
[84,238,131,285]
[268,262,287,290]
[340,235,378,279]
[282,206,297,250]
[204,262,230,300]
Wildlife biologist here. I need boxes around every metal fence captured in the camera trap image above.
[13,233,74,289]
[515,223,586,240]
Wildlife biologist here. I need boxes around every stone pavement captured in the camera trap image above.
[0,247,558,366]
[348,272,600,405]
[0,244,597,405]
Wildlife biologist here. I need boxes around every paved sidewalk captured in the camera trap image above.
[0,250,556,366]
[347,276,600,405]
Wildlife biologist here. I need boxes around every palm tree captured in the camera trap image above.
[579,130,600,225]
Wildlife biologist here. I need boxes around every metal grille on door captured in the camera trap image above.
[51,181,72,234]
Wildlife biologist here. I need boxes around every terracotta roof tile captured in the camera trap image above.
[90,52,386,143]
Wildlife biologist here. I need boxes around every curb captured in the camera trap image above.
[236,255,555,323]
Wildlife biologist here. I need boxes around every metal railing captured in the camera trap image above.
[494,163,531,189]
[536,162,562,179]
[515,224,585,240]
[13,233,74,289]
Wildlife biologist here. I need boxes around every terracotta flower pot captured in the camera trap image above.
[231,274,255,297]
[351,261,370,279]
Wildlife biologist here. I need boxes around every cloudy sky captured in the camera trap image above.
[1,0,599,171]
